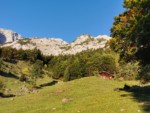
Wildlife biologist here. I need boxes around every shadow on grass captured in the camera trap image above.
[39,80,58,88]
[115,84,150,112]
[5,59,18,64]
[0,92,15,98]
[0,71,19,79]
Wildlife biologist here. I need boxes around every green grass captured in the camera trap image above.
[0,61,149,113]
[0,75,147,113]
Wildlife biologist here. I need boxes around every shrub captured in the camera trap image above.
[116,61,140,80]
[85,53,119,76]
[99,54,119,74]
[17,39,31,45]
[68,58,83,80]
[51,60,69,79]
[29,60,43,87]
[46,71,53,78]
[63,67,70,82]
[139,65,150,84]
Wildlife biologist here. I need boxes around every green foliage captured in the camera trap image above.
[66,57,83,80]
[63,67,70,82]
[17,39,32,45]
[85,53,119,76]
[110,0,150,64]
[100,54,119,73]
[109,0,150,82]
[1,47,16,60]
[116,61,140,80]
[80,36,94,45]
[59,46,71,51]
[97,38,106,43]
[29,60,43,87]
[0,47,50,64]
[48,49,120,81]
[139,65,150,84]
[51,58,69,79]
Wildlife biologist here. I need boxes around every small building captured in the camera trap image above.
[99,71,114,80]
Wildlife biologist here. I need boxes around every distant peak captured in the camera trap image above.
[95,35,111,40]
[0,28,23,44]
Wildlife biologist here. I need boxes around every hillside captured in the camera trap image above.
[0,74,144,113]
[0,28,111,55]
[0,60,144,113]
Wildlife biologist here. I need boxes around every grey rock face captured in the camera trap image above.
[1,28,111,55]
[0,28,22,44]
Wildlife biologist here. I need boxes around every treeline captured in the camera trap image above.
[0,47,121,82]
[0,47,52,64]
[0,46,142,83]
[48,49,119,81]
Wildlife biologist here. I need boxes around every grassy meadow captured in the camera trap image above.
[0,73,148,113]
[0,61,150,113]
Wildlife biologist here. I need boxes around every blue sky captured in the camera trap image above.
[0,0,124,42]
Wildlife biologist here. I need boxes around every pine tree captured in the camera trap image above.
[30,60,43,87]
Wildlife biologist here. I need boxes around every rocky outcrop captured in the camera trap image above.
[1,28,111,56]
[0,28,22,44]
[64,35,111,54]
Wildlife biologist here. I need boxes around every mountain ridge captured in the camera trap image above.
[0,28,111,55]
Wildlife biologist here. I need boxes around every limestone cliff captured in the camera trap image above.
[0,28,22,44]
[1,28,111,55]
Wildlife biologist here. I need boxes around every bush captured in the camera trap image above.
[63,67,70,82]
[29,60,43,87]
[99,54,119,73]
[51,60,69,79]
[139,65,150,84]
[85,53,119,76]
[17,39,31,45]
[116,61,140,80]
[67,58,83,80]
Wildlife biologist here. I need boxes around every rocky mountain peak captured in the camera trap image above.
[0,28,22,44]
[95,35,111,40]
[1,28,111,56]
[73,35,92,44]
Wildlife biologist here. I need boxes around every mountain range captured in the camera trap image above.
[0,28,111,55]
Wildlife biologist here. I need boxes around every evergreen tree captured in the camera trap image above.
[30,60,43,87]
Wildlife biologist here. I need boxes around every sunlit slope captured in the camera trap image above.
[0,76,143,113]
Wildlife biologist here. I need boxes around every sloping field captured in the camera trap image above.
[0,75,146,113]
